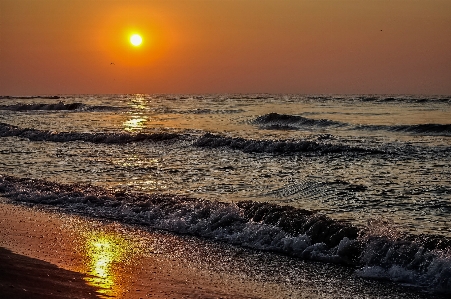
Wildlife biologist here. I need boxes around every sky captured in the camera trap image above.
[1,0,450,95]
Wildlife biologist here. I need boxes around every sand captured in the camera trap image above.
[0,247,99,299]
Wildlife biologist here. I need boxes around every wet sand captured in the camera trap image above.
[0,247,99,299]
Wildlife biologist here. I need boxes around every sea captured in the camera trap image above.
[0,94,450,297]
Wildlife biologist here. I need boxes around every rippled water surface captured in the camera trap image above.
[1,94,451,295]
[1,94,450,236]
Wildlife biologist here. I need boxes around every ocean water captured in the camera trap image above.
[0,94,450,296]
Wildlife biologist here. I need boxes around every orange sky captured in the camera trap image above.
[1,0,450,95]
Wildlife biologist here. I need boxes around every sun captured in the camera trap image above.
[130,34,143,47]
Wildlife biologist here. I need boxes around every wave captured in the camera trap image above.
[194,133,384,155]
[316,95,451,104]
[359,124,451,136]
[188,94,451,104]
[246,95,451,104]
[0,175,449,294]
[356,96,451,104]
[254,113,344,130]
[150,107,245,115]
[253,113,451,136]
[0,102,119,112]
[0,95,62,100]
[185,108,245,114]
[2,94,449,104]
[0,123,384,155]
[0,122,179,144]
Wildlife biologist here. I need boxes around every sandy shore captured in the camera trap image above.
[0,247,99,299]
[0,200,300,299]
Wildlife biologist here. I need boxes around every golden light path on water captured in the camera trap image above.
[123,117,148,132]
[123,94,149,132]
[119,95,165,192]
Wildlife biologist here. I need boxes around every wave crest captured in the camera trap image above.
[253,113,451,136]
[0,175,450,294]
[0,102,119,112]
[0,123,179,143]
[390,124,451,135]
[254,113,343,129]
[194,133,384,155]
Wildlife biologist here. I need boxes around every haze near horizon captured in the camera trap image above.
[1,0,450,95]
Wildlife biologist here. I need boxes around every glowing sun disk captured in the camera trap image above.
[130,34,143,46]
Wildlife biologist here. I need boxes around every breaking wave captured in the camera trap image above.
[0,102,119,112]
[253,113,451,136]
[0,123,384,155]
[254,113,344,130]
[152,107,245,114]
[0,95,62,100]
[358,96,451,104]
[359,124,451,136]
[0,175,449,294]
[0,122,179,144]
[194,133,384,155]
[313,95,451,104]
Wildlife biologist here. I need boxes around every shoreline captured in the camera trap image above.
[1,199,447,299]
[0,200,295,299]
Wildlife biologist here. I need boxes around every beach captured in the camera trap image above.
[2,200,448,299]
[0,94,450,298]
[2,0,451,296]
[1,200,298,299]
[0,246,99,299]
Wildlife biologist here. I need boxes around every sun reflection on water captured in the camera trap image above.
[123,94,150,132]
[128,94,149,110]
[123,116,148,132]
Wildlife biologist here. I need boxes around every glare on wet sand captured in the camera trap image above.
[84,232,129,297]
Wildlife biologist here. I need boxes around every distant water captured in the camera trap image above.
[1,94,450,295]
